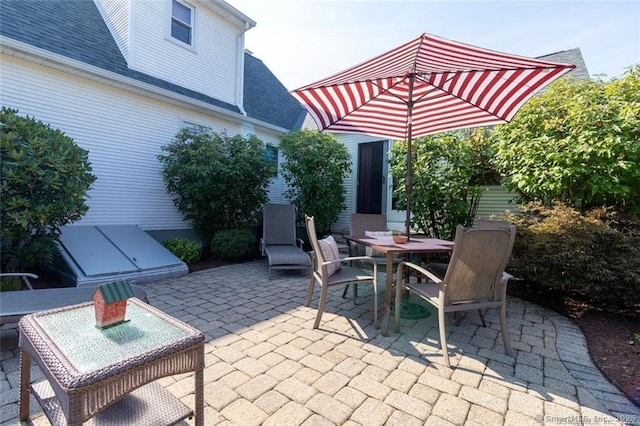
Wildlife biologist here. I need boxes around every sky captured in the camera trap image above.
[227,0,640,90]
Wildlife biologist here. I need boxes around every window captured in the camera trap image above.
[171,0,193,46]
[263,145,278,177]
[182,120,210,135]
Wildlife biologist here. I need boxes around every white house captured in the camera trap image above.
[0,0,307,241]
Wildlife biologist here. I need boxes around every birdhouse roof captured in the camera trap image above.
[95,280,135,304]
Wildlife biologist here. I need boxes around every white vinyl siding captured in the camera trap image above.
[474,186,521,222]
[127,0,238,104]
[0,55,287,231]
[93,0,131,60]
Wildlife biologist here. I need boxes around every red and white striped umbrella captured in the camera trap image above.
[290,33,576,235]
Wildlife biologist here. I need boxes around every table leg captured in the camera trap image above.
[19,348,30,421]
[380,252,394,336]
[195,367,204,426]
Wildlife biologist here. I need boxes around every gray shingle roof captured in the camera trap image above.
[538,48,591,80]
[0,0,306,131]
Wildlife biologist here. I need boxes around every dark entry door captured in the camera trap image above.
[357,141,385,214]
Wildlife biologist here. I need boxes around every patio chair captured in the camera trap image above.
[261,203,311,280]
[304,215,378,329]
[344,213,401,298]
[394,223,516,367]
[347,213,390,258]
[0,272,38,290]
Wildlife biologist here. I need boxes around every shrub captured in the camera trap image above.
[506,202,640,309]
[211,229,255,260]
[494,65,640,215]
[0,276,22,292]
[389,129,496,240]
[279,130,351,235]
[158,129,273,244]
[161,237,203,263]
[1,107,96,270]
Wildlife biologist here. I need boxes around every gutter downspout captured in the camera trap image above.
[235,21,252,116]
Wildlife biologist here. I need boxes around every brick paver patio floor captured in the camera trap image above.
[1,260,638,425]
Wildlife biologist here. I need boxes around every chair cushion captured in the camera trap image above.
[364,230,392,257]
[318,235,341,276]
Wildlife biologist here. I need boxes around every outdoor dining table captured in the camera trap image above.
[344,235,454,336]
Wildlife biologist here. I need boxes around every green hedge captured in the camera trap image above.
[161,238,203,263]
[507,202,640,309]
[211,229,255,260]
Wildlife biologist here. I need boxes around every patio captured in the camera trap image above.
[1,260,638,425]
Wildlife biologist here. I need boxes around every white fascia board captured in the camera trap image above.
[202,0,256,29]
[0,36,288,134]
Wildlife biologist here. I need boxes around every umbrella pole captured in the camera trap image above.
[406,137,412,240]
[405,74,415,240]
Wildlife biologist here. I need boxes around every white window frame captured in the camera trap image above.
[181,119,211,135]
[167,0,195,50]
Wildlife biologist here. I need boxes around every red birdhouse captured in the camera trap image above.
[93,280,135,329]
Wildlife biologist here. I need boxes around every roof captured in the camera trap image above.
[244,52,307,130]
[537,48,590,80]
[95,280,135,304]
[0,0,306,131]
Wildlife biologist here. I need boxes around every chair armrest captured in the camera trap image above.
[314,256,378,270]
[396,262,443,284]
[341,255,377,265]
[320,256,378,273]
[0,272,39,290]
[321,256,374,266]
[495,272,521,299]
[296,238,304,249]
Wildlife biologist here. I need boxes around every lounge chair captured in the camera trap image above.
[261,203,311,280]
[0,273,149,326]
[393,223,516,367]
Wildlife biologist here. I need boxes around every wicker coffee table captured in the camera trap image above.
[19,298,204,426]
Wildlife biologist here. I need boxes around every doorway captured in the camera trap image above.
[356,141,386,214]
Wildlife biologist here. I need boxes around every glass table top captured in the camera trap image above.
[33,300,189,373]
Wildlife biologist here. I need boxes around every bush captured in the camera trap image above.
[494,65,640,215]
[1,107,96,270]
[389,129,496,240]
[0,276,22,292]
[279,130,351,235]
[211,229,255,260]
[506,202,640,309]
[161,238,203,263]
[158,129,273,244]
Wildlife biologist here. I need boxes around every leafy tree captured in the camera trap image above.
[389,129,495,240]
[493,65,640,215]
[279,130,351,234]
[1,107,96,270]
[158,129,273,243]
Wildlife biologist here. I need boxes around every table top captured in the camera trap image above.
[345,235,453,254]
[19,298,204,388]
